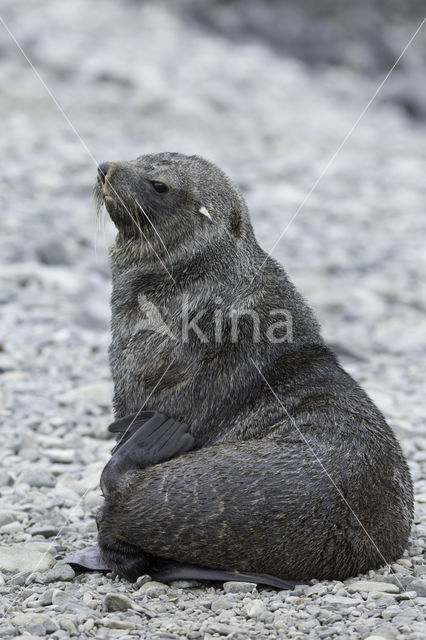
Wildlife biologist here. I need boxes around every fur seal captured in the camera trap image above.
[92,152,413,584]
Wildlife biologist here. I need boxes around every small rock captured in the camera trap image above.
[0,546,55,573]
[347,581,400,594]
[0,353,16,372]
[306,604,321,616]
[395,558,412,568]
[52,589,76,605]
[376,575,413,590]
[135,580,169,597]
[1,521,24,534]
[322,595,356,610]
[364,622,399,639]
[9,570,32,586]
[38,589,54,607]
[410,578,426,597]
[57,616,77,633]
[169,579,201,588]
[45,448,75,464]
[36,240,71,265]
[39,563,75,583]
[83,491,104,509]
[82,619,95,632]
[392,613,419,626]
[211,596,234,612]
[200,621,239,636]
[381,605,404,619]
[373,596,398,608]
[245,598,266,618]
[368,592,398,600]
[0,470,13,486]
[135,574,152,588]
[12,612,50,626]
[104,592,134,611]
[304,583,328,596]
[28,525,61,538]
[103,619,137,630]
[318,628,339,639]
[223,581,257,593]
[396,590,417,600]
[18,468,56,488]
[57,381,113,408]
[0,509,26,526]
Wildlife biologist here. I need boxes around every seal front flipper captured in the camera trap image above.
[100,412,194,495]
[108,410,158,454]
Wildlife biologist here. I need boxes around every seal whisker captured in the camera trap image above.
[93,182,107,255]
[119,194,144,240]
[135,198,174,269]
[98,180,177,285]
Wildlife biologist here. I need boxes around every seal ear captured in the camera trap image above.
[198,206,212,221]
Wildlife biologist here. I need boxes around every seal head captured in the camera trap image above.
[95,153,250,251]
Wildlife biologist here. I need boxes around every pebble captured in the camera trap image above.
[135,580,170,598]
[223,581,257,593]
[104,593,134,611]
[395,558,412,568]
[38,564,76,583]
[18,468,56,488]
[200,621,240,635]
[34,589,54,607]
[52,589,76,606]
[1,521,24,534]
[409,578,426,597]
[57,382,113,408]
[28,525,61,538]
[0,510,26,526]
[347,581,400,594]
[103,619,137,630]
[134,574,152,588]
[245,599,266,618]
[44,449,75,464]
[169,579,202,588]
[211,596,234,612]
[0,547,55,573]
[323,595,357,610]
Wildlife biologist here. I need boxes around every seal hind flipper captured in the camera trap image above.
[60,546,302,590]
[100,412,194,495]
[151,560,303,590]
[61,545,109,572]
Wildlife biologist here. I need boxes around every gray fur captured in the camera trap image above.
[96,152,413,582]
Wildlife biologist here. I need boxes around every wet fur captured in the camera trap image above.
[97,152,413,582]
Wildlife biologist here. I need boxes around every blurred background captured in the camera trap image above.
[0,0,425,487]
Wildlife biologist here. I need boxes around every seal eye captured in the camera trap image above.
[150,181,169,194]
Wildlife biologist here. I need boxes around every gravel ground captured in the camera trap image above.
[0,1,426,638]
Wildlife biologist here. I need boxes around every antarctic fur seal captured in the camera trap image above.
[93,152,413,584]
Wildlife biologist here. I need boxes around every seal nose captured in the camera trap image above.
[98,162,112,184]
